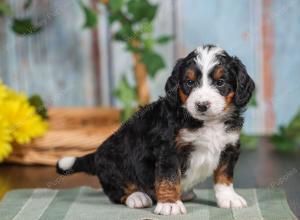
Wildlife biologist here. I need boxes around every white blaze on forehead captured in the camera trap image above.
[184,46,227,121]
[194,46,224,76]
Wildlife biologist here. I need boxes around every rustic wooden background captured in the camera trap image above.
[0,0,299,135]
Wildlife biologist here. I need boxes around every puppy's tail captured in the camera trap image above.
[56,153,96,175]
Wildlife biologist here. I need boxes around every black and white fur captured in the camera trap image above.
[57,45,255,215]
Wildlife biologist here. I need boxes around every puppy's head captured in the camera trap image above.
[165,45,255,121]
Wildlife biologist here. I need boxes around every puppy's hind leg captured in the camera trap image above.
[100,176,152,208]
[96,159,152,208]
[125,192,153,208]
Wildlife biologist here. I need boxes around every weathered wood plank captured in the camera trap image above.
[0,0,95,106]
[1,0,300,135]
[271,0,300,130]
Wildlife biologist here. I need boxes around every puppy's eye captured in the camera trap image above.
[186,80,194,87]
[216,79,225,87]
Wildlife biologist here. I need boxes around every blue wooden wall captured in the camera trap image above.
[0,0,300,134]
[0,0,95,106]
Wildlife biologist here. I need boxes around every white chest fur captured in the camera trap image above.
[180,122,239,192]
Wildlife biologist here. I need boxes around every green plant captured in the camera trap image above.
[69,0,173,121]
[81,0,172,120]
[1,0,172,121]
[99,0,172,120]
[240,133,259,150]
[29,94,48,119]
[0,1,41,35]
[79,0,98,28]
[113,75,136,121]
[240,93,259,150]
[270,109,300,153]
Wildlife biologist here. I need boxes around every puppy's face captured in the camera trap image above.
[165,45,255,121]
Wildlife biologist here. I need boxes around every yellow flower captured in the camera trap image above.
[0,82,8,102]
[0,99,48,144]
[0,81,48,162]
[0,117,12,162]
[0,81,27,103]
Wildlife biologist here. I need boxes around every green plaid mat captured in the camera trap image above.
[0,187,297,220]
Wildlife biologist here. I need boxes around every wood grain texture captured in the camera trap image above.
[1,0,300,134]
[0,0,95,107]
[6,107,120,165]
[262,0,275,133]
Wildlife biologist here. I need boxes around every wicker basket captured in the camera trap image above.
[6,107,120,166]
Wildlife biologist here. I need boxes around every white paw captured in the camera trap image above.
[215,184,247,209]
[126,192,152,208]
[154,200,187,215]
[216,192,247,208]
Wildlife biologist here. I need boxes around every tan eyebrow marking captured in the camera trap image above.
[186,69,196,81]
[213,67,224,80]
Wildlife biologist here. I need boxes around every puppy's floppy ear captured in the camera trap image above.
[165,59,183,94]
[232,57,255,107]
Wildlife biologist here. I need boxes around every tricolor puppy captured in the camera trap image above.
[57,45,255,215]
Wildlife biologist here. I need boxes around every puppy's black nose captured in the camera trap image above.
[196,101,210,112]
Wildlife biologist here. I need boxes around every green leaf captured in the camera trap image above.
[156,35,173,44]
[108,0,123,13]
[270,134,296,153]
[79,1,98,28]
[113,75,137,121]
[114,24,135,41]
[126,42,142,53]
[240,132,259,150]
[113,75,136,107]
[0,2,12,16]
[128,0,158,22]
[108,11,123,24]
[248,92,257,107]
[141,51,165,78]
[139,21,153,33]
[120,106,135,122]
[23,0,33,10]
[286,109,300,131]
[29,94,48,119]
[268,108,300,153]
[144,38,155,50]
[11,18,41,35]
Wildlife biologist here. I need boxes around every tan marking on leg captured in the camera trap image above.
[120,183,139,203]
[155,171,181,203]
[214,164,233,186]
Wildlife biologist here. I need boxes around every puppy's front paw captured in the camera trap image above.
[216,191,247,209]
[154,200,187,215]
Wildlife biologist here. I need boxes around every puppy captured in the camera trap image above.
[57,45,255,216]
